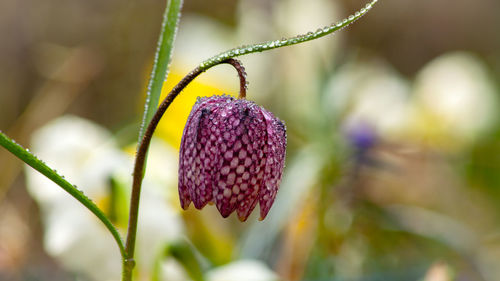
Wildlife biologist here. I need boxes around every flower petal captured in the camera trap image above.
[234,104,268,221]
[179,95,286,221]
[179,96,227,209]
[213,100,266,217]
[259,111,286,220]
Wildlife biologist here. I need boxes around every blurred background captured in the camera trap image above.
[1,0,500,280]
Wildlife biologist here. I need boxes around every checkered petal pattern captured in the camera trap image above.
[178,95,286,221]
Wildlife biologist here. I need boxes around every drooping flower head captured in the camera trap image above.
[178,95,286,221]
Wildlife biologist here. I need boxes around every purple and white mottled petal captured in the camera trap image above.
[178,109,199,209]
[188,108,213,209]
[178,96,227,209]
[178,95,286,221]
[259,110,286,220]
[234,105,267,221]
[212,100,264,218]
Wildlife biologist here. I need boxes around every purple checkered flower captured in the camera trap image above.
[178,95,286,221]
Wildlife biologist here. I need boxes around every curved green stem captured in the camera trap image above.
[126,1,378,279]
[0,131,126,259]
[198,0,378,70]
[124,2,184,277]
[124,59,246,280]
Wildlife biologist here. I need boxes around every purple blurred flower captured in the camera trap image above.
[178,95,286,221]
[346,122,377,151]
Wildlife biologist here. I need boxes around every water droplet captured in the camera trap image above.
[348,15,355,21]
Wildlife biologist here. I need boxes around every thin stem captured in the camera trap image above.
[198,0,378,71]
[0,131,126,259]
[224,59,247,99]
[124,1,379,278]
[124,59,247,279]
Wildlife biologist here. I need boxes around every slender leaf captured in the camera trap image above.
[153,239,206,281]
[0,131,126,259]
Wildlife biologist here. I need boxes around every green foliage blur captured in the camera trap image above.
[1,0,500,280]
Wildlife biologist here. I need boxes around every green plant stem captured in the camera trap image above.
[124,59,247,281]
[124,0,184,278]
[125,1,378,279]
[0,1,380,279]
[0,131,126,259]
[198,0,378,71]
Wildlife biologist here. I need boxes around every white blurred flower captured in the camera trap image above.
[411,52,498,147]
[172,15,234,87]
[324,59,412,140]
[157,258,280,281]
[272,0,341,118]
[25,115,184,281]
[324,52,498,151]
[206,260,280,281]
[421,262,454,281]
[158,258,193,281]
[26,115,124,205]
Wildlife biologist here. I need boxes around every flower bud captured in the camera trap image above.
[178,95,286,221]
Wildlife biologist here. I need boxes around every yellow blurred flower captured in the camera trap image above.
[155,67,233,149]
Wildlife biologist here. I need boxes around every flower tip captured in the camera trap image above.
[208,201,214,206]
[258,216,264,221]
[238,215,248,222]
[193,204,204,210]
[179,196,191,210]
[180,202,190,210]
